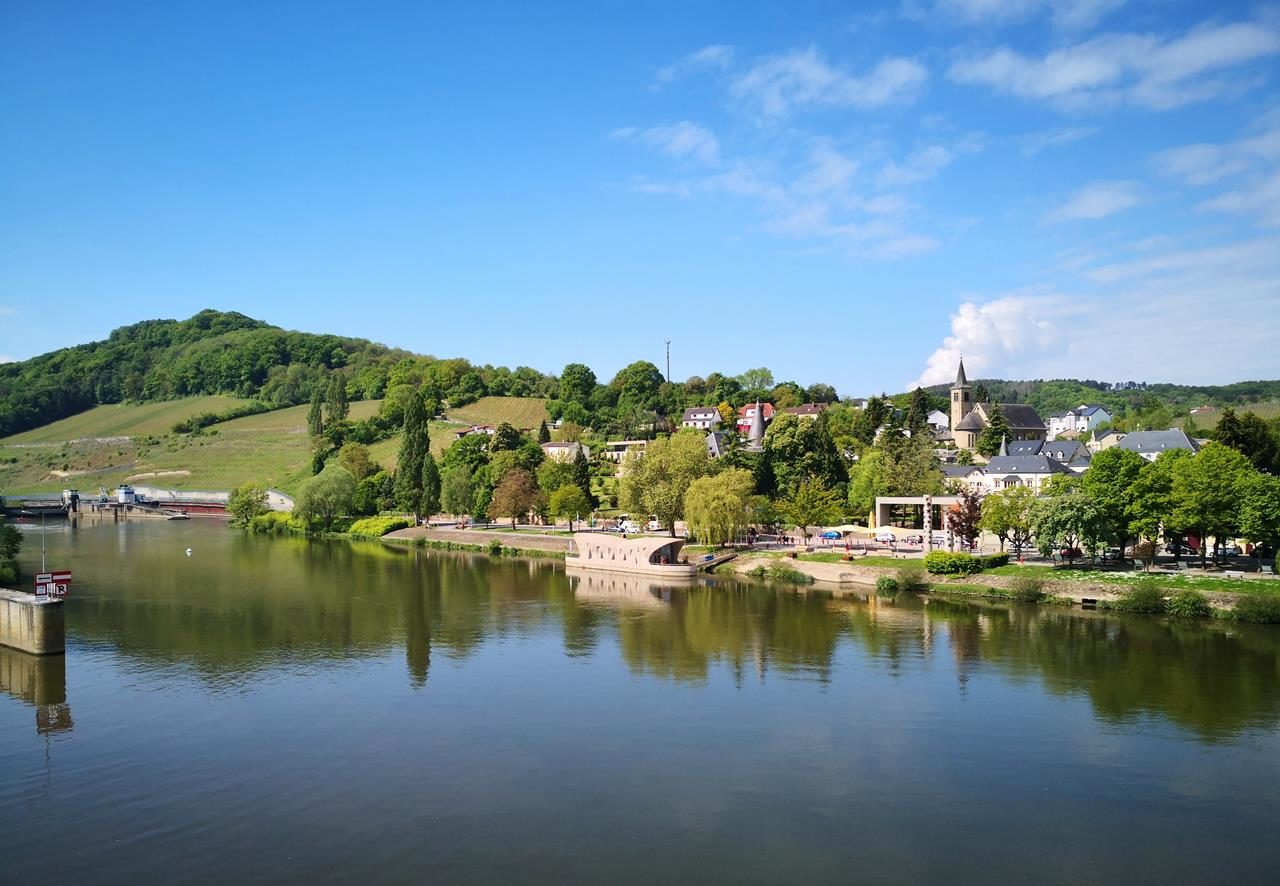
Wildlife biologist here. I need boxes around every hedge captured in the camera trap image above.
[348,516,412,538]
[924,551,982,575]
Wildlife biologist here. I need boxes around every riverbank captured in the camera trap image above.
[383,525,569,559]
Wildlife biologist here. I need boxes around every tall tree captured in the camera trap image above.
[1172,443,1253,567]
[227,483,269,527]
[306,386,324,437]
[763,412,846,493]
[973,382,990,403]
[1032,487,1105,566]
[549,484,591,531]
[1126,448,1192,545]
[879,430,943,496]
[1240,473,1280,553]
[394,391,430,520]
[537,419,551,444]
[324,372,349,432]
[619,430,713,536]
[980,486,1035,553]
[1214,408,1280,473]
[905,387,930,434]
[440,465,473,518]
[558,363,597,405]
[295,465,357,530]
[571,445,596,507]
[684,468,755,547]
[736,367,775,400]
[1080,447,1146,556]
[778,479,842,546]
[488,468,544,529]
[337,442,377,482]
[975,404,1011,457]
[947,488,983,549]
[492,422,522,452]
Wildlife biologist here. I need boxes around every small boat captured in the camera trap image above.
[166,513,190,521]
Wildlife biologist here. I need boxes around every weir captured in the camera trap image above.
[0,588,66,655]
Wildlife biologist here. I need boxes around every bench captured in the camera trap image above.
[1224,571,1245,580]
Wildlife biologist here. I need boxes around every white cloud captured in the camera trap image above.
[1154,120,1280,185]
[909,292,1081,387]
[654,45,734,86]
[1018,125,1099,155]
[913,235,1280,386]
[1198,169,1280,227]
[614,121,720,164]
[907,0,1125,31]
[1043,179,1142,223]
[731,47,927,118]
[948,21,1280,110]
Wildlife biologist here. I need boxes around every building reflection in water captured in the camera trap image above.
[0,645,73,734]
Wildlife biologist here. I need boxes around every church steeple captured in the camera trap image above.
[950,357,974,433]
[999,435,1007,457]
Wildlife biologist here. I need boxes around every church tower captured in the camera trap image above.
[950,358,972,430]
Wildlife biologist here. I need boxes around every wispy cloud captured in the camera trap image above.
[654,45,734,87]
[904,0,1125,31]
[1043,180,1142,223]
[613,121,720,165]
[1018,125,1099,156]
[730,47,927,118]
[948,20,1280,110]
[876,145,953,187]
[1153,117,1280,185]
[1198,170,1280,228]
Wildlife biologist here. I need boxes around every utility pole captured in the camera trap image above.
[665,339,671,383]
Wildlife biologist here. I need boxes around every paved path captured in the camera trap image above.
[386,525,572,553]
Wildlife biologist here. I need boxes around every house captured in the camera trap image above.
[1114,428,1200,462]
[846,398,869,410]
[949,359,1047,451]
[926,409,949,433]
[1048,404,1113,440]
[453,424,496,440]
[705,431,730,459]
[942,464,985,491]
[601,440,648,464]
[1089,428,1126,453]
[681,406,721,430]
[540,441,590,462]
[783,403,829,419]
[736,402,774,434]
[1006,438,1092,471]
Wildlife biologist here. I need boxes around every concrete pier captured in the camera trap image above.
[0,588,66,655]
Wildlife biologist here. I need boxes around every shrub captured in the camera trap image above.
[981,553,1010,569]
[488,540,503,556]
[924,551,982,576]
[748,562,814,584]
[1232,595,1280,624]
[348,516,411,538]
[1008,576,1044,603]
[248,512,302,535]
[1108,579,1166,614]
[1165,588,1212,619]
[875,575,898,595]
[896,565,928,592]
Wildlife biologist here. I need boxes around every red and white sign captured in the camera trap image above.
[34,570,71,599]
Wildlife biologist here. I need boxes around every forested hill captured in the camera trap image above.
[0,310,411,437]
[922,377,1280,418]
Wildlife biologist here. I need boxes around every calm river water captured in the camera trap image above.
[4,520,1280,884]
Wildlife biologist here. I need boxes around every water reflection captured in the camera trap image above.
[28,522,1280,742]
[0,646,72,735]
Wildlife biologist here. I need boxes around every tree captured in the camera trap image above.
[295,465,357,530]
[684,468,754,547]
[355,469,395,516]
[537,419,551,444]
[973,382,990,403]
[488,468,544,528]
[975,404,1011,457]
[1240,473,1280,552]
[1032,487,1105,566]
[420,453,441,521]
[337,442,377,482]
[306,387,324,437]
[394,391,430,520]
[1,522,24,584]
[492,422,522,452]
[571,444,596,507]
[1126,448,1191,545]
[763,412,846,493]
[549,484,591,531]
[846,449,883,520]
[805,383,838,404]
[1173,443,1253,567]
[955,448,975,466]
[717,401,736,427]
[537,459,575,497]
[905,387,930,434]
[559,363,597,405]
[980,486,1035,553]
[947,488,983,549]
[1080,447,1145,557]
[1215,408,1279,473]
[736,367,775,400]
[612,361,664,413]
[440,465,474,518]
[227,482,269,527]
[619,430,713,536]
[879,429,943,496]
[778,479,842,546]
[324,372,349,432]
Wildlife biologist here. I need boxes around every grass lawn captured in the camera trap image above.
[214,399,382,432]
[989,563,1280,595]
[1,396,253,444]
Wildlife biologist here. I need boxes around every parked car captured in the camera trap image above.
[620,521,641,534]
[1060,547,1083,560]
[875,531,897,544]
[645,520,662,532]
[819,531,842,540]
[1223,545,1242,557]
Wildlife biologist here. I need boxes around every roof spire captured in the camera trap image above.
[999,434,1008,457]
[954,356,969,389]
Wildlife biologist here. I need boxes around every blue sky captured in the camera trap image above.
[2,0,1277,395]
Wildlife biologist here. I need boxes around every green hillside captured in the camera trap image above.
[448,396,549,429]
[0,396,252,444]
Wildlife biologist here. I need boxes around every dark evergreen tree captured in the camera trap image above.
[976,404,1011,458]
[537,419,551,443]
[325,372,349,432]
[394,392,430,519]
[420,453,441,520]
[307,387,324,437]
[906,387,930,434]
[492,422,522,451]
[571,445,597,507]
[973,382,990,403]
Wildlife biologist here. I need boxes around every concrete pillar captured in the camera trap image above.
[0,589,66,655]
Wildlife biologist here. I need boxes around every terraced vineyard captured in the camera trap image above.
[0,396,252,444]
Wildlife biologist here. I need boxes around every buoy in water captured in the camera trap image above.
[185,547,193,556]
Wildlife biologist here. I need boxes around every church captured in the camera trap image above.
[949,358,1047,451]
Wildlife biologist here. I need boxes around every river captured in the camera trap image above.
[3,520,1280,884]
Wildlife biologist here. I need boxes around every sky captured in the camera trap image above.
[2,0,1278,395]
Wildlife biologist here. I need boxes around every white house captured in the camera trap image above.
[681,407,720,430]
[1048,404,1113,439]
[927,409,949,432]
[540,441,590,462]
[980,452,1073,494]
[1114,429,1200,462]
